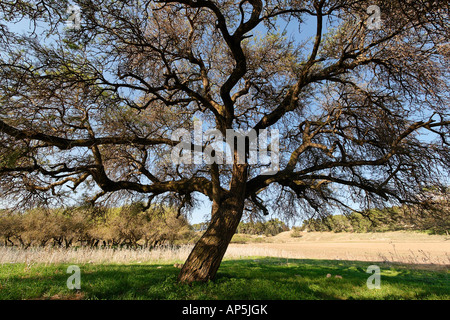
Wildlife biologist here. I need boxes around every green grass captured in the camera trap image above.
[0,258,448,300]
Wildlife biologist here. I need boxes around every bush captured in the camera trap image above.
[290,227,303,238]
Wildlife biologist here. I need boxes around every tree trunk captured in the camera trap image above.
[178,164,248,283]
[177,195,245,283]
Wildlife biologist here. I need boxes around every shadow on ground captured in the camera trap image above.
[0,258,448,300]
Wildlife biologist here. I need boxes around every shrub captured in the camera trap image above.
[290,227,303,238]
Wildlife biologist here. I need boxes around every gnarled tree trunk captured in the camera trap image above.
[178,164,247,283]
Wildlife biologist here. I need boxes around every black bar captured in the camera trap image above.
[0,300,447,319]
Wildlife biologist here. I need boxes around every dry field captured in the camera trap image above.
[0,231,449,268]
[228,231,450,267]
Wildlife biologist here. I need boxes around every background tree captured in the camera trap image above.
[236,218,289,235]
[0,204,195,247]
[0,0,449,283]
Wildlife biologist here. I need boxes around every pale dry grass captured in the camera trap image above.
[0,246,195,265]
[227,243,450,267]
[0,245,306,264]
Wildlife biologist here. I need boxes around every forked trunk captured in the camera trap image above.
[178,165,247,283]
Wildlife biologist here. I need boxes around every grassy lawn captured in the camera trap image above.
[0,258,448,300]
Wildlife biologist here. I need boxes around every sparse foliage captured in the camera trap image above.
[0,0,449,282]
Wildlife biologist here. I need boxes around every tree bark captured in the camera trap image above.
[178,164,247,283]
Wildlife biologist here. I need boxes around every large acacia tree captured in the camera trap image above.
[0,0,449,282]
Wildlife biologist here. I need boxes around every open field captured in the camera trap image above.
[228,231,450,267]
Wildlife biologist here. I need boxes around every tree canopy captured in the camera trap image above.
[0,0,449,282]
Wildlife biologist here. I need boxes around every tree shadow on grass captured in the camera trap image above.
[1,258,448,300]
[0,264,179,300]
[216,258,449,300]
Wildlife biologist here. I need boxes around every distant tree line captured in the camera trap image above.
[300,204,449,235]
[2,199,447,249]
[236,219,289,236]
[0,204,196,248]
[192,218,289,237]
